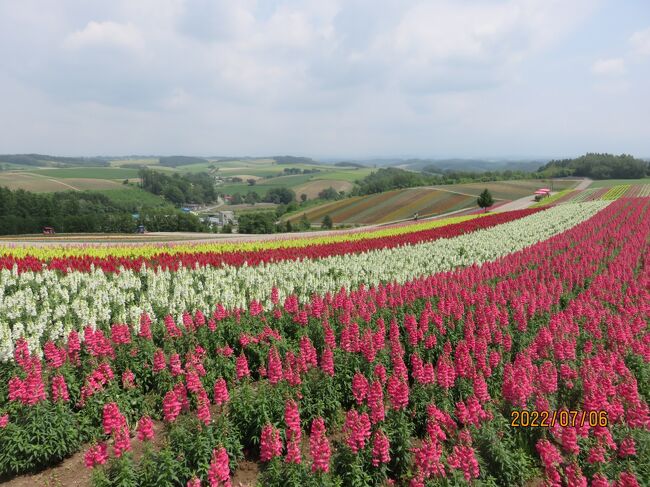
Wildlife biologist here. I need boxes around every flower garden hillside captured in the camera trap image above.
[0,198,648,486]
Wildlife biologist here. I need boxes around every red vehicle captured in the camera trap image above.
[42,227,55,235]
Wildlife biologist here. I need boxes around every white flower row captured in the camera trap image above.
[0,202,608,361]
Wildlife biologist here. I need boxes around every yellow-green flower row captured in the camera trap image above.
[602,185,630,200]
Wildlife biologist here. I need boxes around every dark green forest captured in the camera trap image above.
[351,167,538,196]
[237,212,278,234]
[271,155,317,165]
[538,153,649,179]
[157,156,209,167]
[138,168,218,204]
[0,187,207,235]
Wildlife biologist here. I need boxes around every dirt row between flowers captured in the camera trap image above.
[3,417,261,487]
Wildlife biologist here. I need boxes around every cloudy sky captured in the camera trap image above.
[0,0,649,159]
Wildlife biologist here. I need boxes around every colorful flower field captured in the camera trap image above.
[0,199,648,486]
[558,184,650,205]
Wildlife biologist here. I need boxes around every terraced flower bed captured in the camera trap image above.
[0,199,648,487]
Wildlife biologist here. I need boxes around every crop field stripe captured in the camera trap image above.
[375,190,468,223]
[602,185,630,200]
[352,189,430,223]
[582,187,608,201]
[565,188,597,203]
[328,191,399,223]
[546,189,579,205]
[417,193,474,217]
[376,190,441,222]
[304,196,365,222]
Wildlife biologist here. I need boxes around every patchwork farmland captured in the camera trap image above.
[288,187,478,224]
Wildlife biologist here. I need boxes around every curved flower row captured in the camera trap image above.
[0,212,534,274]
[0,213,484,263]
[0,202,607,360]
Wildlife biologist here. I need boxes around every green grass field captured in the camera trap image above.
[91,187,172,210]
[0,172,125,192]
[431,179,579,200]
[587,178,650,188]
[311,168,373,182]
[216,165,372,198]
[220,174,315,196]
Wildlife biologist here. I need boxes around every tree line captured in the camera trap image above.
[237,211,315,234]
[229,187,297,205]
[158,156,209,167]
[351,167,549,196]
[538,153,649,179]
[0,187,208,235]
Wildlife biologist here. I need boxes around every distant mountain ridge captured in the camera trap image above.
[323,157,547,173]
[0,154,109,167]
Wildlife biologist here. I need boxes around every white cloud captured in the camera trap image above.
[63,21,143,50]
[591,58,626,76]
[3,0,650,157]
[630,27,650,57]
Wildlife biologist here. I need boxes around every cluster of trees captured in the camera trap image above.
[352,168,429,195]
[139,168,218,205]
[538,153,649,179]
[237,212,278,234]
[318,187,345,200]
[272,156,316,165]
[0,188,132,234]
[237,211,316,234]
[137,207,207,232]
[0,188,204,234]
[477,189,494,212]
[229,191,260,205]
[282,167,321,175]
[230,187,296,206]
[0,187,209,235]
[334,161,365,168]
